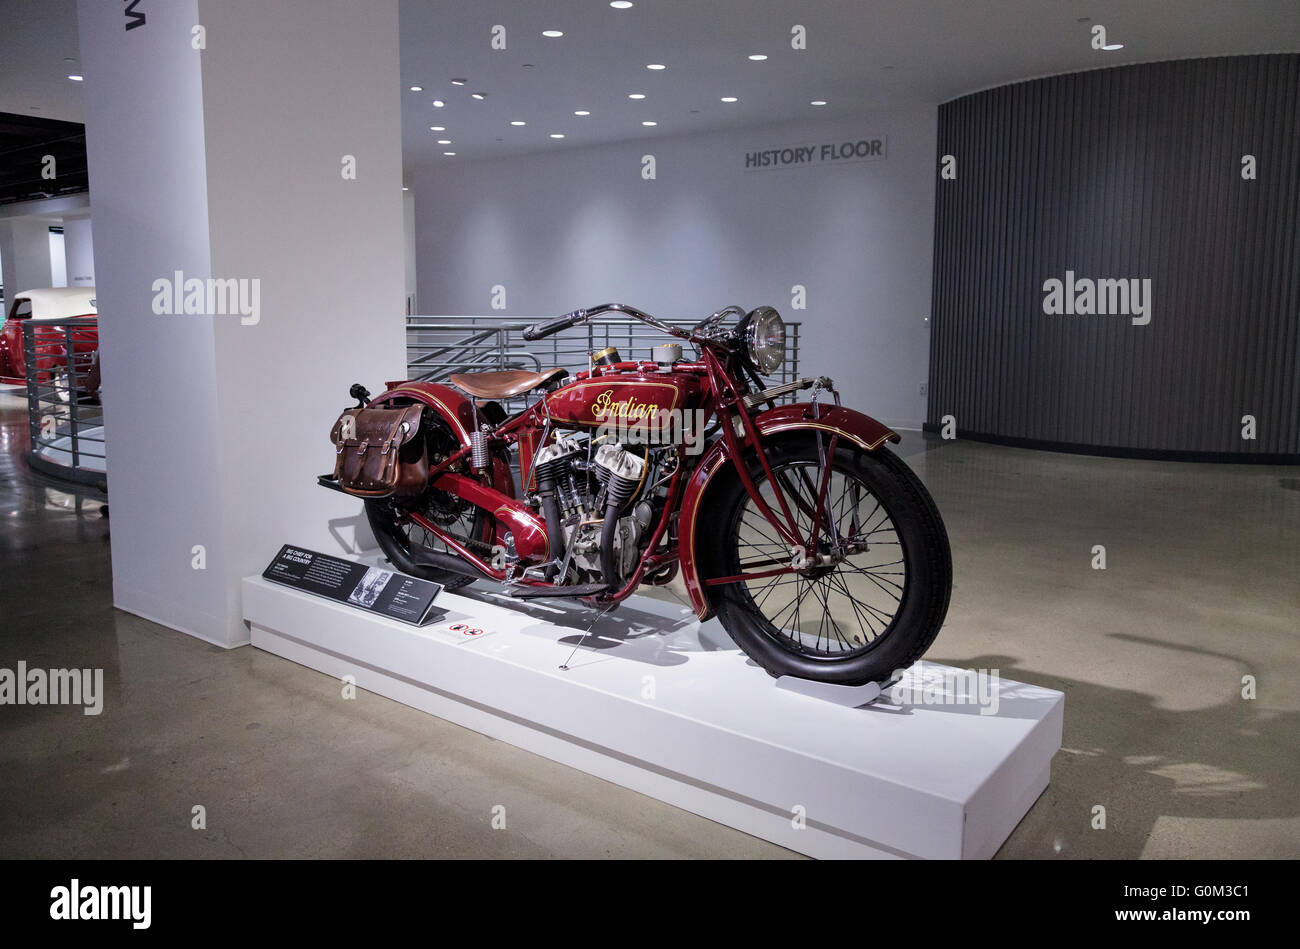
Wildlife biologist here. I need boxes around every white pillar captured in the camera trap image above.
[0,218,57,294]
[77,0,406,647]
[62,218,95,286]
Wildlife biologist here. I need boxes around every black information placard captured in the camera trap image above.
[262,544,444,626]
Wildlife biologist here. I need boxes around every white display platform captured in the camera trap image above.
[243,571,1063,859]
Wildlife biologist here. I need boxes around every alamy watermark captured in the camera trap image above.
[592,401,708,455]
[0,661,104,715]
[50,879,150,929]
[888,666,1001,715]
[151,270,260,325]
[1042,270,1151,325]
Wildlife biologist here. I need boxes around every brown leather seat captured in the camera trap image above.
[448,368,568,399]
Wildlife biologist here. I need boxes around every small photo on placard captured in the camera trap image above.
[347,566,392,608]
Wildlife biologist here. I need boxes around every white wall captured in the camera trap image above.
[0,225,12,296]
[47,230,67,287]
[0,217,56,294]
[79,0,405,647]
[414,108,938,429]
[78,0,230,643]
[199,0,407,635]
[62,218,95,286]
[403,189,417,315]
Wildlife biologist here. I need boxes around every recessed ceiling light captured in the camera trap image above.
[611,1,633,8]
[647,64,665,70]
[430,126,445,131]
[437,139,451,144]
[628,93,646,100]
[574,110,591,116]
[408,84,422,92]
[542,30,563,38]
[550,133,565,139]
[67,74,83,81]
[748,54,768,61]
[443,151,456,156]
[810,100,827,106]
[402,187,409,191]
[510,120,526,126]
[1102,43,1124,50]
[471,92,486,100]
[432,100,445,107]
[450,78,467,85]
[720,96,738,103]
[642,121,657,127]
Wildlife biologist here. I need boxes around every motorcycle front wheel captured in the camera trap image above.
[699,435,952,686]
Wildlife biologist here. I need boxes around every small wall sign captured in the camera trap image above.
[744,136,887,171]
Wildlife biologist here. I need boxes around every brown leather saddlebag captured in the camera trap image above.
[329,404,428,497]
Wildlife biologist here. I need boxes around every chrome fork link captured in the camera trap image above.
[809,378,842,556]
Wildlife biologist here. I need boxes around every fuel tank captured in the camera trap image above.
[544,370,703,432]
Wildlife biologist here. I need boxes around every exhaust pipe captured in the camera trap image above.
[410,549,497,581]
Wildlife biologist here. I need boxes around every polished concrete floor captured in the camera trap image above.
[1,387,1296,859]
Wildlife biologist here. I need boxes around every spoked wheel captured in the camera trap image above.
[701,435,951,685]
[365,489,492,585]
[364,413,494,586]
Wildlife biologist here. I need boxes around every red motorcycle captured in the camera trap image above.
[324,304,951,685]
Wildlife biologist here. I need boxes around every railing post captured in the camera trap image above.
[64,324,80,469]
[23,323,39,457]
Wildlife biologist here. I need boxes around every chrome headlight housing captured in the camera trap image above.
[740,306,786,375]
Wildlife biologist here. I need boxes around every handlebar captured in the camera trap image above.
[522,310,585,341]
[522,303,700,343]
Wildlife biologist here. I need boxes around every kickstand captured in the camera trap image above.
[558,602,618,671]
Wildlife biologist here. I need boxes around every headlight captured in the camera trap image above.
[743,306,786,374]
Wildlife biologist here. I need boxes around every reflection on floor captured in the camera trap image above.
[0,387,1296,858]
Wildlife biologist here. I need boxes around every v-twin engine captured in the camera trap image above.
[532,438,653,587]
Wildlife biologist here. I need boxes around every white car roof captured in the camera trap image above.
[13,287,98,319]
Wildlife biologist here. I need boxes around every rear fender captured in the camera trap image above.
[369,380,536,557]
[678,402,899,619]
[371,380,476,444]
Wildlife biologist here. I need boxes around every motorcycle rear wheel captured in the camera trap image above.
[364,414,495,587]
[700,436,952,686]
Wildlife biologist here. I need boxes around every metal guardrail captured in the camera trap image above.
[22,316,106,488]
[406,314,802,413]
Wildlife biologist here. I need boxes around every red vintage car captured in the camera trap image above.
[0,287,99,396]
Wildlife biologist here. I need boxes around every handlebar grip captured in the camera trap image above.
[523,310,584,341]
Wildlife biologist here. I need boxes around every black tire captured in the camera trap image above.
[365,495,490,586]
[699,435,951,685]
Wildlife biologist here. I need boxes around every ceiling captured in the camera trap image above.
[399,0,1300,166]
[0,0,84,123]
[0,0,1295,170]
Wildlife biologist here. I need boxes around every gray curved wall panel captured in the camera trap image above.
[928,54,1299,461]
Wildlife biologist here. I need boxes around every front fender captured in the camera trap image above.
[678,402,899,619]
